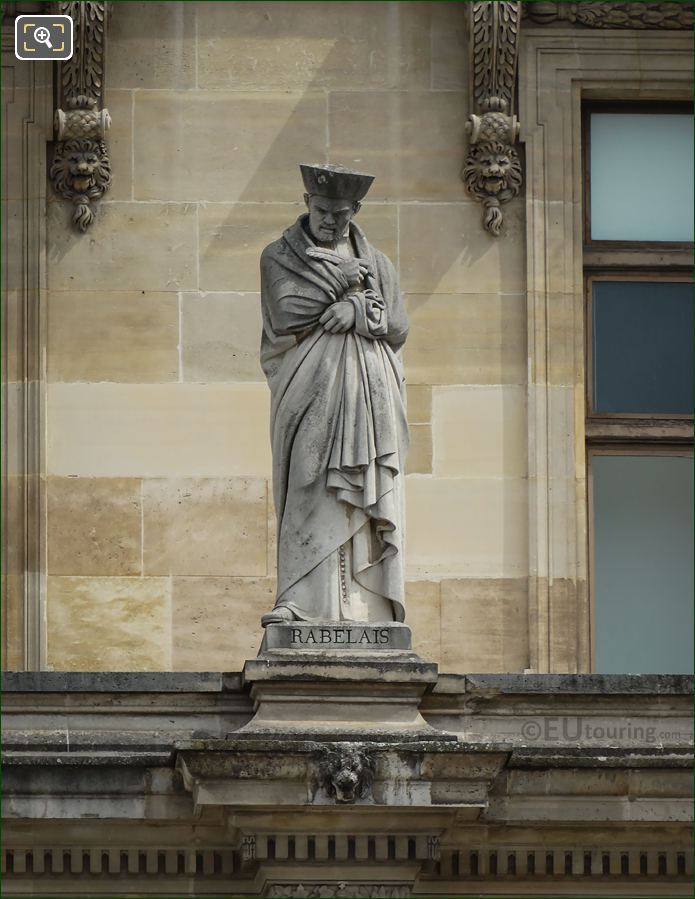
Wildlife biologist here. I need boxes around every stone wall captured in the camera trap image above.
[42,1,528,673]
[3,673,693,897]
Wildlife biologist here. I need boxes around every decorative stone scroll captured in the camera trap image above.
[462,2,523,237]
[265,886,412,898]
[524,2,694,29]
[49,1,111,231]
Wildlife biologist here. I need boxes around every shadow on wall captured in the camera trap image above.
[47,1,522,325]
[190,3,491,291]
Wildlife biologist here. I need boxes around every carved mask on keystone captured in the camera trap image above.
[321,748,374,804]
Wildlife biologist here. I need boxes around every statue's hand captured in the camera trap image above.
[306,247,370,287]
[319,300,356,334]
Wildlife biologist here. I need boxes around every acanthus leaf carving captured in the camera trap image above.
[50,1,111,231]
[60,0,106,100]
[463,2,523,237]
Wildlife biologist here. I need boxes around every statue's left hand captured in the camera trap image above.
[319,301,356,334]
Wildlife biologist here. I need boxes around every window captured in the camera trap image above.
[583,104,694,674]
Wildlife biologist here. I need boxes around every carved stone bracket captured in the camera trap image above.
[462,2,523,237]
[524,2,694,29]
[49,1,111,231]
[241,835,257,862]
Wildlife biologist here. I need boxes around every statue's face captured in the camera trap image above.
[304,194,358,242]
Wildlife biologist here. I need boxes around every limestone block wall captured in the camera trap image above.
[43,1,528,673]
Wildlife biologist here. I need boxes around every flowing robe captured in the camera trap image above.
[260,215,409,622]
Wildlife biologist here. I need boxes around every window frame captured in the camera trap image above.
[583,101,693,673]
[587,445,693,673]
[584,272,693,439]
[519,27,693,673]
[582,101,694,448]
[582,100,695,251]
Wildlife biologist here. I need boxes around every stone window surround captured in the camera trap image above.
[518,28,693,673]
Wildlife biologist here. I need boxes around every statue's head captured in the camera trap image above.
[303,195,360,243]
[300,163,374,242]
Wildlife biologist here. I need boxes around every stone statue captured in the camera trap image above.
[259,164,409,627]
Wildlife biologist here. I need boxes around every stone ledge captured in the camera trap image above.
[508,747,694,768]
[243,656,438,685]
[1,671,239,692]
[434,674,695,695]
[179,737,468,753]
[3,750,175,767]
[4,672,691,693]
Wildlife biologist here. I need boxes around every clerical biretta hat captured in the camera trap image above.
[300,163,375,202]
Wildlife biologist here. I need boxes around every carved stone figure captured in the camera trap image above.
[49,135,112,232]
[320,746,374,804]
[259,164,409,627]
[462,128,522,236]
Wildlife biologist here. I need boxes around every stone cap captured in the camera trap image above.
[300,162,374,200]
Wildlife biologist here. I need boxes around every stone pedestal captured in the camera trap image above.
[238,623,450,741]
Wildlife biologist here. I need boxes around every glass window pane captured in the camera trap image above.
[593,455,693,674]
[592,280,693,414]
[590,113,694,241]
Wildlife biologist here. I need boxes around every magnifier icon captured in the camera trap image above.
[33,25,53,49]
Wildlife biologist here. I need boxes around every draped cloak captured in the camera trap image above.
[260,215,409,622]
